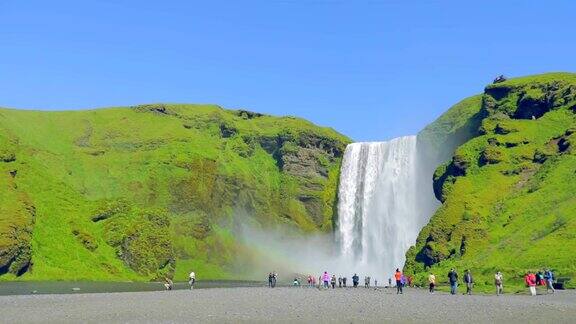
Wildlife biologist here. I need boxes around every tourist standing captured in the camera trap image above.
[352,274,359,288]
[272,271,278,288]
[338,276,343,288]
[544,269,555,294]
[525,271,537,296]
[448,269,458,295]
[428,272,436,293]
[342,276,347,287]
[394,269,403,294]
[189,271,196,290]
[322,271,330,289]
[464,269,473,295]
[537,271,545,286]
[495,271,504,295]
[268,273,273,288]
[331,275,337,289]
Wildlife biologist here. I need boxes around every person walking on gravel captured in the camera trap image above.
[394,269,403,294]
[428,272,436,293]
[331,275,337,289]
[464,270,473,295]
[544,269,555,294]
[495,271,504,295]
[189,271,196,290]
[525,271,537,296]
[448,269,458,295]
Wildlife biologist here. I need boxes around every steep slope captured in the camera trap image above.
[0,104,350,281]
[407,72,576,290]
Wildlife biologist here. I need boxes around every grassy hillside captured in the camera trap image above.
[0,104,350,281]
[407,72,576,291]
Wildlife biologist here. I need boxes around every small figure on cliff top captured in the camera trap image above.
[493,74,507,83]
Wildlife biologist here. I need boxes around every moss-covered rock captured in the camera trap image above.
[409,72,576,291]
[0,103,350,281]
[0,171,35,276]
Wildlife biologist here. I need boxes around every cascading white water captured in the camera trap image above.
[336,136,437,278]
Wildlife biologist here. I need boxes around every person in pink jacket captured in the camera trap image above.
[322,271,330,289]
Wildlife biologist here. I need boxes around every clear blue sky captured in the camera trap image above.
[1,1,574,141]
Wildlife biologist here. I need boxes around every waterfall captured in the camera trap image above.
[336,136,438,277]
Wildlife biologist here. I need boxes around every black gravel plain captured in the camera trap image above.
[1,286,575,323]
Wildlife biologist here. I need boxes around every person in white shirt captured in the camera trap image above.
[189,271,196,290]
[495,272,503,295]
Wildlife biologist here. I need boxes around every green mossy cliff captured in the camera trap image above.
[406,73,576,290]
[0,104,350,281]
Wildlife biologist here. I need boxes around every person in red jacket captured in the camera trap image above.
[525,271,537,296]
[394,269,403,294]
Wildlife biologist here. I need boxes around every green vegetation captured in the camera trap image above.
[0,104,350,281]
[407,72,576,292]
[3,72,575,291]
[418,94,484,160]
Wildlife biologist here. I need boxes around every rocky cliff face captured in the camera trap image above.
[0,104,349,281]
[406,73,576,289]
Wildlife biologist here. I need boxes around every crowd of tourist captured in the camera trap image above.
[266,267,558,296]
[163,268,559,296]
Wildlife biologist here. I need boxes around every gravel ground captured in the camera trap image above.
[1,286,575,323]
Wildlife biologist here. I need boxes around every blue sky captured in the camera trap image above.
[1,1,574,141]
